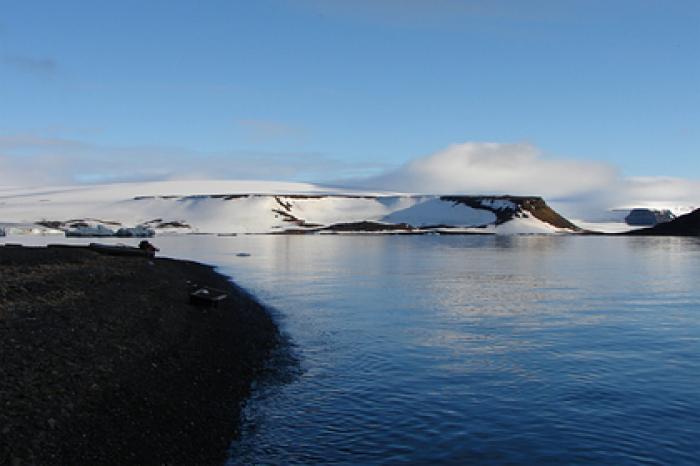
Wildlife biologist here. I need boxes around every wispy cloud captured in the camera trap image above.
[0,132,378,188]
[2,55,57,75]
[617,177,700,208]
[0,133,81,150]
[236,119,309,144]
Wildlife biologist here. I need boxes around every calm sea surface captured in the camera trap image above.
[12,234,700,464]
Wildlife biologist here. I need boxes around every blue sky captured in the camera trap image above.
[1,0,698,187]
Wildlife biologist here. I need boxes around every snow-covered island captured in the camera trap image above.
[0,180,693,236]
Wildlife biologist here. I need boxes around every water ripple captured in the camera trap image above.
[159,235,700,465]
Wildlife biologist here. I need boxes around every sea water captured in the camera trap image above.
[11,234,700,464]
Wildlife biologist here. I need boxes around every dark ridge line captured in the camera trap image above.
[441,195,580,230]
[622,208,700,236]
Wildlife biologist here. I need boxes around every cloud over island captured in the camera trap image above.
[346,142,700,217]
[1,134,698,218]
[354,142,617,198]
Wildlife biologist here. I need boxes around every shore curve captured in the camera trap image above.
[0,245,279,465]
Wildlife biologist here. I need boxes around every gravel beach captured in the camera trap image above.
[0,245,279,465]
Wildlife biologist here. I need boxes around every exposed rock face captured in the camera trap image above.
[625,209,700,236]
[625,208,675,226]
[442,195,580,230]
[264,195,578,233]
[325,221,415,232]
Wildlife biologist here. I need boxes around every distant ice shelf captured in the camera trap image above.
[0,179,602,236]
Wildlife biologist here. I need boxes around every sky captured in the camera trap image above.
[1,0,699,207]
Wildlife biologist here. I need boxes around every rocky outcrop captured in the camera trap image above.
[625,208,675,226]
[325,221,415,232]
[625,209,700,236]
[441,195,580,230]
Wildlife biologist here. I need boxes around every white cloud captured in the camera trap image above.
[346,142,700,219]
[356,142,617,198]
[0,133,376,188]
[617,177,700,208]
[2,134,698,220]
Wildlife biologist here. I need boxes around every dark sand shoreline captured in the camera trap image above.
[0,245,280,465]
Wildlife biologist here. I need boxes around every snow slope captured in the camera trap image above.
[0,180,580,235]
[382,197,496,227]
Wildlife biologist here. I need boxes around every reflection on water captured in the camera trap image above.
[10,234,700,464]
[199,235,699,465]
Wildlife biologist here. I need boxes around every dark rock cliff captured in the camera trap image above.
[625,208,675,226]
[625,209,700,236]
[441,196,580,230]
